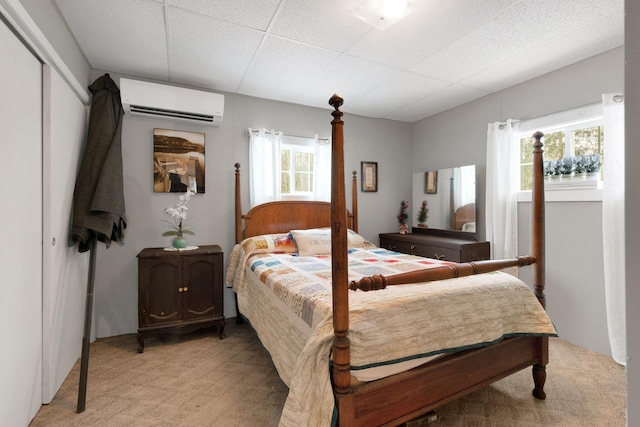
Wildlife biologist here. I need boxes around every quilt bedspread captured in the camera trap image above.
[226,236,557,427]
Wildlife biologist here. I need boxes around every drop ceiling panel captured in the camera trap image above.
[346,0,521,69]
[347,71,452,118]
[293,55,401,110]
[168,7,264,91]
[169,0,281,30]
[385,84,490,122]
[411,0,586,83]
[55,0,169,80]
[270,0,371,53]
[461,6,625,92]
[237,35,341,103]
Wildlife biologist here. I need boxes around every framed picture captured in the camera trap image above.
[425,170,438,194]
[361,161,378,192]
[153,129,205,193]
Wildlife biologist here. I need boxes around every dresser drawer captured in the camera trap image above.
[411,244,460,261]
[380,237,461,261]
[379,233,490,263]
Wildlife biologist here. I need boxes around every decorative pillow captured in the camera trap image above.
[240,233,297,255]
[461,222,476,233]
[290,228,371,256]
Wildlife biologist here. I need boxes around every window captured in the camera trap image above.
[280,140,314,196]
[248,128,331,206]
[518,105,604,191]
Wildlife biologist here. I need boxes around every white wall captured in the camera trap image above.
[18,0,91,89]
[90,71,413,337]
[625,1,640,424]
[411,47,624,356]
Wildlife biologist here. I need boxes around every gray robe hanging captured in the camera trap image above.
[71,74,126,252]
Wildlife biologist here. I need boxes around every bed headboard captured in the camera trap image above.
[453,203,475,230]
[234,163,357,242]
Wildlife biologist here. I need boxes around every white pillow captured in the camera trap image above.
[290,228,369,256]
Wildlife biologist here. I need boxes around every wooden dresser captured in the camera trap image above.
[136,245,225,353]
[379,230,490,262]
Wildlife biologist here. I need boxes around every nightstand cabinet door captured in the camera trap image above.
[182,253,223,322]
[139,257,180,325]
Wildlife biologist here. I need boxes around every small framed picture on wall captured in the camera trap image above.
[425,170,438,194]
[361,161,378,192]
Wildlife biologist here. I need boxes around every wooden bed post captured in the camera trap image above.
[352,170,358,233]
[449,176,455,230]
[531,132,546,308]
[531,131,548,400]
[235,163,242,244]
[329,94,351,395]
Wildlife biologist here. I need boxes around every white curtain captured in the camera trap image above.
[460,164,475,206]
[248,128,282,206]
[313,135,331,202]
[602,93,626,365]
[486,119,520,276]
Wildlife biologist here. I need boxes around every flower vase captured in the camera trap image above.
[172,236,187,249]
[399,224,409,235]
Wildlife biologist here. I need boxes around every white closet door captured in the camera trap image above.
[0,17,43,425]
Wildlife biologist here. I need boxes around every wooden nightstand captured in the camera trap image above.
[379,232,490,262]
[136,245,225,353]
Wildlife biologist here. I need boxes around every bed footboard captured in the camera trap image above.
[336,336,546,427]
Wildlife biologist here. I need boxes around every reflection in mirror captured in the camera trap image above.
[412,165,476,233]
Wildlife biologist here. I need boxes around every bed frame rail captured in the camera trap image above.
[349,256,536,291]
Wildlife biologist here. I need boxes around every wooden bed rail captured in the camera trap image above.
[349,256,536,291]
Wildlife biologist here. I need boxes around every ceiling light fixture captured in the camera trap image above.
[351,0,421,31]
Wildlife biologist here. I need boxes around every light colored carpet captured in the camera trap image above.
[30,321,626,426]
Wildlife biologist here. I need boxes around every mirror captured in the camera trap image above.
[412,165,476,234]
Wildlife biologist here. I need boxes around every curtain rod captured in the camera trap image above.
[247,128,329,142]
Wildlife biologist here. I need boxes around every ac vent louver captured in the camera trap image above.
[128,106,216,123]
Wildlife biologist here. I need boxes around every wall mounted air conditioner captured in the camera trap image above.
[120,78,224,126]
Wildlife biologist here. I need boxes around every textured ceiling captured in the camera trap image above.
[52,0,623,123]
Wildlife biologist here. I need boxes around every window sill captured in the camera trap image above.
[518,187,603,202]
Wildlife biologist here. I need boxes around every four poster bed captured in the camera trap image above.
[226,95,554,427]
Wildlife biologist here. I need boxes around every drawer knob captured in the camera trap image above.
[434,254,445,260]
[410,244,416,250]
